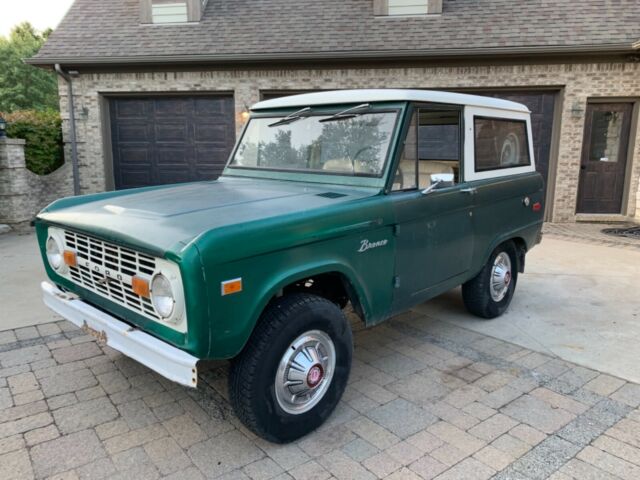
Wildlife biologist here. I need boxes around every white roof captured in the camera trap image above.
[252,89,530,113]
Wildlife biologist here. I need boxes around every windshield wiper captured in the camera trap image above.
[319,103,371,123]
[268,107,312,127]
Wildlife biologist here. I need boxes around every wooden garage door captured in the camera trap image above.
[109,96,235,189]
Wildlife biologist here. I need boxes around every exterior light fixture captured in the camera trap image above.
[240,104,250,122]
[0,116,6,138]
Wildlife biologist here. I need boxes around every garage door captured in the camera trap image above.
[109,95,235,190]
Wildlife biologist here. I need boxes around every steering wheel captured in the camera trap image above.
[348,146,377,173]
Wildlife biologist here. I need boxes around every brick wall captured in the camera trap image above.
[0,138,74,231]
[58,61,640,223]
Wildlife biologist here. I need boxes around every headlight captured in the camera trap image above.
[151,274,175,319]
[46,235,63,271]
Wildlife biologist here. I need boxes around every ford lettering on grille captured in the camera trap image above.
[63,230,162,321]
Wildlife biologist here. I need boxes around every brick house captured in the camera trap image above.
[27,0,640,222]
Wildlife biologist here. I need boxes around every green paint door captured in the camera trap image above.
[390,106,474,311]
[391,188,474,311]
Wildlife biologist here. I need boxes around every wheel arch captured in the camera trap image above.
[481,233,529,274]
[231,263,371,358]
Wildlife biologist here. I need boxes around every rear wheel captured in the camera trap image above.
[462,242,518,319]
[229,293,352,443]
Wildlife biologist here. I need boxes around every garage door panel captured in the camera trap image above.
[114,99,149,118]
[156,147,192,166]
[195,123,232,144]
[155,167,193,185]
[117,148,150,166]
[110,95,235,189]
[116,123,152,143]
[194,97,233,115]
[117,169,154,189]
[154,98,191,116]
[154,123,189,143]
[195,146,230,164]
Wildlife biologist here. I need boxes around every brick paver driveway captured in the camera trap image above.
[1,311,639,480]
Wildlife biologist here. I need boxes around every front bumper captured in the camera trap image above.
[42,281,198,388]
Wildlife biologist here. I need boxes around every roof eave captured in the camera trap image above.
[26,43,639,67]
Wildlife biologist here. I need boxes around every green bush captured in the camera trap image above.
[2,110,64,175]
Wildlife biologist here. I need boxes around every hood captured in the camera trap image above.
[37,177,377,255]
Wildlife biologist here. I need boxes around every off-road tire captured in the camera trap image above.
[228,293,353,443]
[462,241,518,319]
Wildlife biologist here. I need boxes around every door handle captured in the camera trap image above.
[460,187,477,195]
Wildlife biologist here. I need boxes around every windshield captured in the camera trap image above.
[229,111,398,177]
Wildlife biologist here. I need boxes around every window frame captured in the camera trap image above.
[464,106,536,182]
[389,102,464,193]
[473,116,531,173]
[226,107,403,180]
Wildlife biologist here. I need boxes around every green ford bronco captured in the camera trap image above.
[37,89,543,442]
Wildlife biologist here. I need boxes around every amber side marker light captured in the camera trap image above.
[132,276,150,298]
[63,250,77,267]
[221,278,243,296]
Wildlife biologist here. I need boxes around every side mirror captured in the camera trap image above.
[421,173,454,195]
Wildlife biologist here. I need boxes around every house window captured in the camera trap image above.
[374,0,442,16]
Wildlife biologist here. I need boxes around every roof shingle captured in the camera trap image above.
[31,0,640,64]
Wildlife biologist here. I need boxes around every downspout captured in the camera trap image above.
[54,64,80,196]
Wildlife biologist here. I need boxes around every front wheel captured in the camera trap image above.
[229,293,353,443]
[462,242,518,319]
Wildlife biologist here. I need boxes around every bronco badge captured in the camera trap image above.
[358,239,389,253]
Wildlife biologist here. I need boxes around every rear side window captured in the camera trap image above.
[474,117,530,172]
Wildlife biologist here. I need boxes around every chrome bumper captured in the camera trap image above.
[41,281,198,388]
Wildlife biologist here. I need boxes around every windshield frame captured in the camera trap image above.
[223,102,406,188]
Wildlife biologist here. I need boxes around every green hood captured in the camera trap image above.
[37,177,377,255]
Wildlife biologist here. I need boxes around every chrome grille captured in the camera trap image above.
[63,230,161,321]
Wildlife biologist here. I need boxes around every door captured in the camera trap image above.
[109,95,235,189]
[391,106,474,312]
[577,103,633,214]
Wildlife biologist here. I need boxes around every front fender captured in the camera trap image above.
[201,226,395,359]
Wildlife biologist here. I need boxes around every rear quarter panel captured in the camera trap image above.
[469,172,545,274]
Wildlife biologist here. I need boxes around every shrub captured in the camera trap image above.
[2,110,64,175]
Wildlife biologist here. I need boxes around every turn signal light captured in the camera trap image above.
[63,250,77,267]
[132,276,150,298]
[221,278,243,296]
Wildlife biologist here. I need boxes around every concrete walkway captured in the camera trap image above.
[417,236,640,383]
[0,233,60,331]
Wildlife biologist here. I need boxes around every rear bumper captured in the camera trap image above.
[42,281,198,388]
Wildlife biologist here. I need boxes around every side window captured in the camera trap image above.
[392,108,461,191]
[417,110,461,189]
[474,117,530,172]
